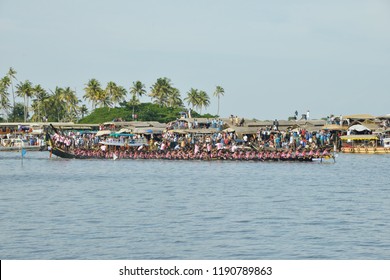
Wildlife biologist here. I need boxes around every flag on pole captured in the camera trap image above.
[21,148,27,157]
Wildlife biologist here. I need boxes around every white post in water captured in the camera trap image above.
[333,133,338,153]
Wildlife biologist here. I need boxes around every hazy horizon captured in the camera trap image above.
[1,0,389,120]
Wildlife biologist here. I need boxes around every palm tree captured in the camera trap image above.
[97,90,113,108]
[213,86,224,116]
[130,81,146,100]
[15,80,34,122]
[129,80,146,117]
[128,95,140,119]
[105,81,117,107]
[0,77,11,119]
[31,84,48,121]
[7,67,17,120]
[197,90,210,115]
[115,86,127,107]
[10,102,24,122]
[149,77,173,106]
[83,79,102,109]
[61,87,79,121]
[167,88,183,108]
[80,104,89,119]
[105,82,127,107]
[50,87,67,121]
[184,88,199,113]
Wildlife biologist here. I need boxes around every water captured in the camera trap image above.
[1,151,389,259]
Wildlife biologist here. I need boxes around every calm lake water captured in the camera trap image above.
[1,151,389,259]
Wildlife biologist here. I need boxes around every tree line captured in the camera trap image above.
[0,67,225,123]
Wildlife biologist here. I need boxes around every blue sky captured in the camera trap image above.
[1,0,389,120]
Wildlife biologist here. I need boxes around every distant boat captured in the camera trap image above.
[340,135,390,154]
[0,137,45,152]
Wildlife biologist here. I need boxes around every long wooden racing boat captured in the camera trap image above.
[47,143,335,162]
[45,125,336,162]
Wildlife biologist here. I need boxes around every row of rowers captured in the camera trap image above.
[74,144,332,160]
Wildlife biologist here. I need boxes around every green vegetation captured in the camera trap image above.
[8,103,25,122]
[0,67,225,124]
[79,103,206,124]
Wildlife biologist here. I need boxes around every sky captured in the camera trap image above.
[1,0,389,120]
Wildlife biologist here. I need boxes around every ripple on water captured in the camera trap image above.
[0,152,390,259]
